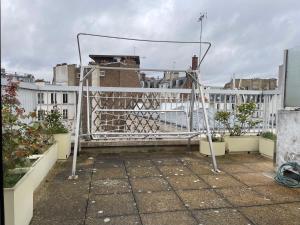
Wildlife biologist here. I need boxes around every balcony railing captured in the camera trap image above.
[1,79,280,141]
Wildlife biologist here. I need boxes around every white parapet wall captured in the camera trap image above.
[276,110,300,168]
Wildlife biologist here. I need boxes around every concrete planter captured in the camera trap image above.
[225,136,259,152]
[4,168,33,225]
[29,143,58,190]
[200,139,226,156]
[259,137,275,159]
[4,143,58,225]
[54,133,71,160]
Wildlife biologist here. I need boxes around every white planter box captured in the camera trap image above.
[225,136,259,152]
[200,139,226,156]
[29,143,58,190]
[4,143,58,225]
[54,133,71,160]
[259,137,275,159]
[4,168,33,225]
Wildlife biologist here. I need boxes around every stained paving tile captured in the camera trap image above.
[152,158,183,166]
[229,153,266,163]
[252,185,300,203]
[279,202,300,217]
[158,165,192,176]
[166,175,208,190]
[219,164,255,174]
[141,211,198,225]
[92,167,127,179]
[94,159,124,168]
[216,187,274,206]
[30,218,84,225]
[33,195,87,220]
[87,193,137,217]
[240,204,300,225]
[201,174,245,188]
[53,167,91,181]
[127,166,161,177]
[125,159,153,167]
[91,179,131,194]
[135,191,184,213]
[212,156,236,164]
[85,215,141,225]
[243,162,274,172]
[45,180,90,199]
[130,177,170,192]
[232,172,276,186]
[186,163,217,175]
[193,208,252,225]
[177,189,230,209]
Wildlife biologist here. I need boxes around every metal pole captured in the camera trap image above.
[187,71,219,172]
[69,67,84,179]
[70,67,95,178]
[188,83,195,149]
[86,79,91,137]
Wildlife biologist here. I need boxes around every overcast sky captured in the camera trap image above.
[2,0,300,85]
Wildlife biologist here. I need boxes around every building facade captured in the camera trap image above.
[224,78,277,90]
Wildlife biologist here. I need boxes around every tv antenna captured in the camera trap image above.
[197,12,207,62]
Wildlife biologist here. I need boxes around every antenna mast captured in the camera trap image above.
[198,12,207,61]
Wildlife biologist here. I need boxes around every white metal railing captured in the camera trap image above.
[1,79,280,139]
[85,87,280,140]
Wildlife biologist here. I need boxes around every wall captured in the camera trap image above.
[54,65,68,85]
[276,110,300,168]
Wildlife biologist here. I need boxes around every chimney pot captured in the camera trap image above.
[192,55,198,70]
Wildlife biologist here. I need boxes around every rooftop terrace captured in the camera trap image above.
[30,151,300,225]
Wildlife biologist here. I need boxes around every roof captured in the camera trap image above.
[89,55,140,65]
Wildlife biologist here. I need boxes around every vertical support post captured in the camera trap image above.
[86,79,91,137]
[70,67,84,179]
[188,82,195,149]
[194,71,218,172]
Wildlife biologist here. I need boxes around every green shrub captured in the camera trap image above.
[215,102,261,136]
[261,131,277,140]
[44,110,68,134]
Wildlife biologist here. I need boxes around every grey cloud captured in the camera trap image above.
[1,0,300,85]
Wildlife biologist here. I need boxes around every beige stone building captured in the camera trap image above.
[224,78,277,90]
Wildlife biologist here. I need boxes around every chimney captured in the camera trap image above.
[192,55,198,70]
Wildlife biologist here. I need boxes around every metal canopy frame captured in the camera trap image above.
[70,33,219,179]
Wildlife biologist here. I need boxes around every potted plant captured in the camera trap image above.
[215,102,261,152]
[2,79,56,225]
[259,131,276,158]
[200,131,226,156]
[44,110,71,160]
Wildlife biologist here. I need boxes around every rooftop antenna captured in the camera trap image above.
[197,12,207,63]
[133,46,136,56]
[232,73,236,89]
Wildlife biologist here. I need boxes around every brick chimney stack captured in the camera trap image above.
[192,55,198,70]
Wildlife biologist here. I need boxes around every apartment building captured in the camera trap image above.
[224,78,277,90]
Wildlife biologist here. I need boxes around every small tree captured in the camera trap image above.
[2,78,53,187]
[2,79,30,174]
[44,110,68,134]
[215,102,260,136]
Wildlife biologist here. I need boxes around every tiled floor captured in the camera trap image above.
[30,151,300,225]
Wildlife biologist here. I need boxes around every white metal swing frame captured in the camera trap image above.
[69,33,220,179]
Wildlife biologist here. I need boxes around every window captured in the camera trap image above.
[63,93,68,103]
[37,110,45,121]
[37,93,44,104]
[51,93,57,104]
[100,70,105,77]
[63,109,68,119]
